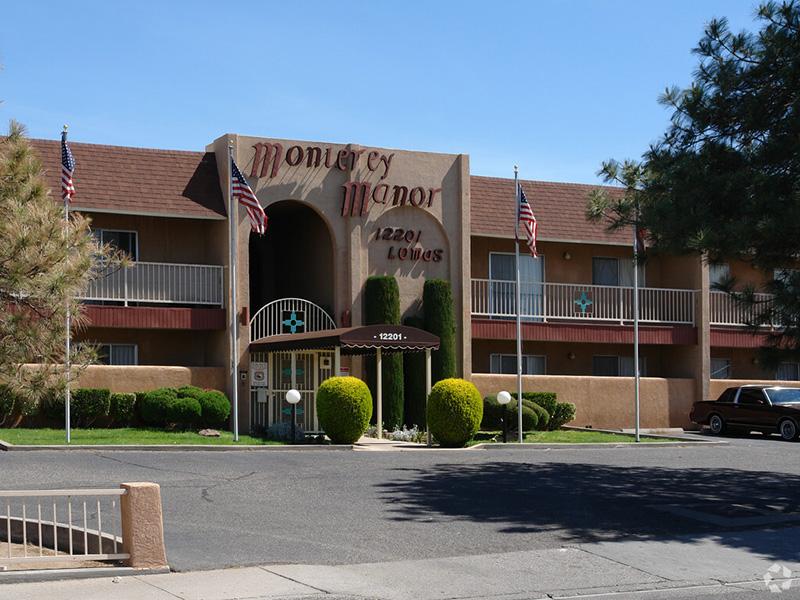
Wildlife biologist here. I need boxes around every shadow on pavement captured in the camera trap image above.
[377,461,800,562]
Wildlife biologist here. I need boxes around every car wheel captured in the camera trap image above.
[709,414,725,435]
[779,419,798,441]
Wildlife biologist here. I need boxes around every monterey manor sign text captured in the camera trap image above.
[248,142,442,218]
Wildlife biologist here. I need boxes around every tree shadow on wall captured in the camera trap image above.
[376,461,800,562]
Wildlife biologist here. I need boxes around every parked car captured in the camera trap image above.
[690,385,800,441]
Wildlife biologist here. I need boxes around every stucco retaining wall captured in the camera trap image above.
[471,374,695,429]
[75,365,227,393]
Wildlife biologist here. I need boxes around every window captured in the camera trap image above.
[97,344,138,365]
[490,354,546,375]
[92,229,138,260]
[592,355,646,377]
[709,263,730,287]
[488,253,545,318]
[592,257,645,287]
[777,362,800,381]
[716,387,737,403]
[710,358,731,379]
[738,388,767,406]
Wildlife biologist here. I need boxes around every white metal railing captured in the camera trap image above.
[0,489,129,568]
[471,279,696,325]
[81,261,224,307]
[250,298,336,342]
[710,291,774,326]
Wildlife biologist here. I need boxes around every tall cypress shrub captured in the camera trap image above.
[364,276,404,428]
[423,279,456,384]
[402,315,427,428]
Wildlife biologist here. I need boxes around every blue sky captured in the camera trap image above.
[0,1,758,184]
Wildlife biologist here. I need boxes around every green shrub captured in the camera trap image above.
[43,388,110,427]
[139,388,179,427]
[198,390,230,428]
[481,395,540,431]
[165,396,202,429]
[402,315,427,428]
[316,376,373,444]
[177,385,205,400]
[109,393,136,425]
[427,378,482,447]
[423,280,456,384]
[510,392,554,430]
[0,385,16,426]
[550,402,576,430]
[364,276,404,428]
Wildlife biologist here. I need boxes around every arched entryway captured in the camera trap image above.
[248,200,335,320]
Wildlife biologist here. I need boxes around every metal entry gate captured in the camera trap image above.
[250,350,334,433]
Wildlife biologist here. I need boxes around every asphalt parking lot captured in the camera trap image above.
[0,432,799,573]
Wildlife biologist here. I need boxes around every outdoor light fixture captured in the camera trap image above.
[568,352,576,360]
[563,251,572,260]
[286,389,301,443]
[497,390,512,443]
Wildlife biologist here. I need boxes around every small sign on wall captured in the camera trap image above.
[339,366,350,377]
[251,361,268,387]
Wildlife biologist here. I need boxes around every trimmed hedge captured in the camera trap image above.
[402,315,427,428]
[176,385,205,400]
[141,387,202,429]
[423,280,456,384]
[316,376,373,444]
[364,275,404,428]
[427,378,482,447]
[198,390,231,428]
[482,395,543,431]
[43,388,111,427]
[550,402,577,429]
[166,396,202,428]
[109,392,136,425]
[509,392,575,430]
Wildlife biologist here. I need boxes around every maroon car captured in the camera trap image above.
[690,385,800,441]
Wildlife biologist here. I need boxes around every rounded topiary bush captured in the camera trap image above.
[427,378,483,447]
[177,385,205,400]
[316,376,372,444]
[165,396,202,429]
[481,395,539,431]
[139,388,178,427]
[198,390,230,428]
[109,392,136,425]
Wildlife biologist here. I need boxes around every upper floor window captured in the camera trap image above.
[709,263,730,287]
[592,257,645,287]
[489,253,544,283]
[92,229,138,260]
[490,353,546,375]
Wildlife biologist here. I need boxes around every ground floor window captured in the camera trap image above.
[710,357,731,379]
[490,354,546,375]
[97,344,138,365]
[777,362,800,381]
[592,355,647,377]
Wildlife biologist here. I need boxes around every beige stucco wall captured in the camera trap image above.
[471,373,695,429]
[75,365,226,393]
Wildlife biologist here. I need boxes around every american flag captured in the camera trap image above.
[231,158,268,234]
[517,183,538,257]
[61,132,76,203]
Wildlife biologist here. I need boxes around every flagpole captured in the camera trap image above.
[514,166,523,443]
[62,125,71,445]
[228,141,240,442]
[633,212,641,443]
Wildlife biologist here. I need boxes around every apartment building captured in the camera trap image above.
[27,134,792,432]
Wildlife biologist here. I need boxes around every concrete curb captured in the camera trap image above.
[471,440,728,449]
[0,565,170,584]
[0,440,354,452]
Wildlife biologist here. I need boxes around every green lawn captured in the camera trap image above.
[471,429,682,445]
[0,428,284,446]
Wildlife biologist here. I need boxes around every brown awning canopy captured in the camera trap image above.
[249,324,440,355]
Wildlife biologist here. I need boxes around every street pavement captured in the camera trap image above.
[1,430,799,598]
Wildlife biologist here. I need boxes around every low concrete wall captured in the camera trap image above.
[471,374,696,429]
[708,378,800,400]
[76,365,226,393]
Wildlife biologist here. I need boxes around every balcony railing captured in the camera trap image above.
[710,291,774,327]
[471,279,696,325]
[81,261,224,307]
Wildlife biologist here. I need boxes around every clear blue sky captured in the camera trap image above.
[0,1,758,184]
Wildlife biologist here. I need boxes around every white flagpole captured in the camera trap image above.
[514,166,523,443]
[63,125,71,445]
[633,217,641,443]
[228,141,240,442]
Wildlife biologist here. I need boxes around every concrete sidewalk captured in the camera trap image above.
[3,527,799,600]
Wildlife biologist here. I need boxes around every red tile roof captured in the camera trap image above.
[470,175,628,245]
[26,138,225,219]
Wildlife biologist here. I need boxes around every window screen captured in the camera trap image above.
[777,362,800,381]
[592,258,619,286]
[592,356,619,376]
[711,358,731,379]
[98,344,138,366]
[490,354,546,375]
